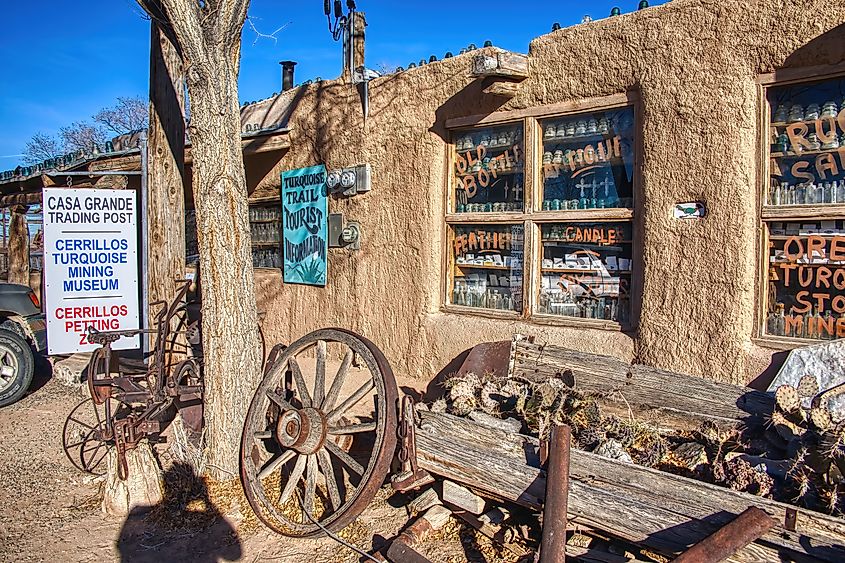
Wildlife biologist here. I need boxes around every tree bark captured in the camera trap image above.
[137,0,260,481]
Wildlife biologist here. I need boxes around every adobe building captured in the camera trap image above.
[3,0,845,386]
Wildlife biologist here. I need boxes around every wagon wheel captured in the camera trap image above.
[62,397,125,474]
[240,328,398,537]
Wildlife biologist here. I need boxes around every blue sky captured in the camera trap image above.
[0,0,666,168]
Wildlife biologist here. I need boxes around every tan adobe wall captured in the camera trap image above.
[251,0,845,385]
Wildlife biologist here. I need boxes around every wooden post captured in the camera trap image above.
[352,11,366,71]
[8,205,30,286]
[146,21,186,331]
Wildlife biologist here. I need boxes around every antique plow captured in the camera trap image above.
[62,280,203,478]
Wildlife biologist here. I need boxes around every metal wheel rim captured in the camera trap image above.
[240,328,398,537]
[62,397,117,475]
[0,343,20,393]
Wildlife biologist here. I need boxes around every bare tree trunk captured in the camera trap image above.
[187,51,261,482]
[137,0,260,481]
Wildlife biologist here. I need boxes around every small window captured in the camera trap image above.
[449,224,524,312]
[540,107,635,209]
[538,222,633,323]
[453,124,525,213]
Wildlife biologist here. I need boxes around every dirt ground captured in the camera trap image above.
[0,359,521,563]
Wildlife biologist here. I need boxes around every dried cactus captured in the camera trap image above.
[478,381,500,414]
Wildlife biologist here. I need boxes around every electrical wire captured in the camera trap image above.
[294,490,381,563]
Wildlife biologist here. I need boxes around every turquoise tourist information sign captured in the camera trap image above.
[281,165,328,286]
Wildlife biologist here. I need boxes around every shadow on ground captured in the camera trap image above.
[115,462,242,563]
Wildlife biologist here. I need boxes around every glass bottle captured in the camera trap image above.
[796,183,806,205]
[805,308,816,339]
[823,311,834,339]
[806,182,817,205]
[775,304,786,336]
[766,311,777,335]
[824,182,833,204]
[579,186,588,209]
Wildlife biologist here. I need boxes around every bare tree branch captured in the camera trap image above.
[245,16,289,46]
[59,121,109,153]
[22,132,63,164]
[94,96,149,135]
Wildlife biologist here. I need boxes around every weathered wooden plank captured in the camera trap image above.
[415,410,845,562]
[146,21,186,352]
[509,337,774,428]
[7,206,29,286]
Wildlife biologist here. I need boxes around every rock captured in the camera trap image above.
[768,340,845,417]
[593,439,633,464]
[52,353,91,387]
[101,441,164,517]
[673,442,708,470]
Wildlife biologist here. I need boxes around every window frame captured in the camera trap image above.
[442,92,643,331]
[755,63,845,347]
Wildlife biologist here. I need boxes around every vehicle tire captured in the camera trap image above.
[0,327,34,407]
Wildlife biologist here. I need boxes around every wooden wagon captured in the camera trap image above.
[237,329,845,561]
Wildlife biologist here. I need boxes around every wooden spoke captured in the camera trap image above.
[289,357,312,408]
[317,448,342,511]
[304,454,318,520]
[325,440,365,477]
[279,454,307,504]
[266,388,294,411]
[327,380,374,423]
[257,449,295,480]
[253,430,273,440]
[328,422,377,435]
[314,340,326,407]
[322,350,352,411]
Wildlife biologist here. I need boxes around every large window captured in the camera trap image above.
[761,73,845,341]
[445,99,639,328]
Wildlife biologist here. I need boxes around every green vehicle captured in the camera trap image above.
[0,283,47,407]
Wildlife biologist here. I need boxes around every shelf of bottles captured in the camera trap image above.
[538,222,632,323]
[451,224,524,312]
[249,205,282,268]
[765,220,845,340]
[541,107,636,210]
[767,74,845,207]
[185,206,282,268]
[452,124,524,213]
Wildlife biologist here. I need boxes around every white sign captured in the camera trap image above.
[43,188,140,354]
[673,202,706,219]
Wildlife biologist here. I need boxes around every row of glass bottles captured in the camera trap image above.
[766,304,840,339]
[252,249,281,268]
[453,283,518,310]
[770,180,845,206]
[249,207,281,222]
[773,131,845,153]
[251,222,281,243]
[455,130,519,151]
[543,117,610,139]
[537,292,627,322]
[773,100,844,123]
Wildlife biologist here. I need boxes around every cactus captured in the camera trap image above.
[810,408,832,431]
[798,375,819,400]
[450,395,476,417]
[776,384,801,413]
[478,381,499,414]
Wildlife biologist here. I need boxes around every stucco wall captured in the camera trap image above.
[249,0,845,385]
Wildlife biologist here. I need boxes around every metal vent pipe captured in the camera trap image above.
[279,60,297,91]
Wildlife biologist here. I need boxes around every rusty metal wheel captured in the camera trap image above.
[240,328,398,537]
[62,397,123,474]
